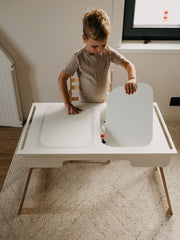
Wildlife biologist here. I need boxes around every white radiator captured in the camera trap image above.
[0,43,23,127]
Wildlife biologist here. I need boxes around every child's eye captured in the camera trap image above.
[92,46,98,49]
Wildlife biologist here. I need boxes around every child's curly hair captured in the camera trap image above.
[83,9,111,40]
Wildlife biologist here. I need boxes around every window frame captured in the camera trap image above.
[123,0,180,41]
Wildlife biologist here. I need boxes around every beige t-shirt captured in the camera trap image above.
[64,46,125,103]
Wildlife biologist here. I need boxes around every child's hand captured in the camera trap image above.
[65,103,82,115]
[125,79,137,95]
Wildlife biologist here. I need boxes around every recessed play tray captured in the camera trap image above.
[40,106,92,148]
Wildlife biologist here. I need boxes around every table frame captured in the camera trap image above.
[16,103,177,215]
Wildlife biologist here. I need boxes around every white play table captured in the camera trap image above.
[16,102,177,214]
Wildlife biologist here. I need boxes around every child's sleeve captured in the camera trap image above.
[109,47,125,65]
[63,54,78,76]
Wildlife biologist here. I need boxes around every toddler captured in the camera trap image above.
[58,8,137,114]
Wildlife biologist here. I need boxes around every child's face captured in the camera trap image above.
[83,36,107,55]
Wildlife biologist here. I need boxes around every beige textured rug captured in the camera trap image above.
[0,123,180,240]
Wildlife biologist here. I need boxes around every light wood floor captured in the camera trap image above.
[0,127,22,191]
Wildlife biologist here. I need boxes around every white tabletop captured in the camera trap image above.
[17,102,176,156]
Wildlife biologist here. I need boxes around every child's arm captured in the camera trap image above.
[120,59,137,95]
[58,71,82,114]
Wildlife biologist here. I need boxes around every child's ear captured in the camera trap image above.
[82,35,87,43]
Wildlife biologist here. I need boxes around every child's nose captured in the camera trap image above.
[97,46,103,53]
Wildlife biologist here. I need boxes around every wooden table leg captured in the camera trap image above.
[158,167,173,215]
[18,168,33,215]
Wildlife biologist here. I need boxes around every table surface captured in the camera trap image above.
[17,102,176,156]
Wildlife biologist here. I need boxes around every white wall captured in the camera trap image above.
[112,52,180,120]
[0,0,180,120]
